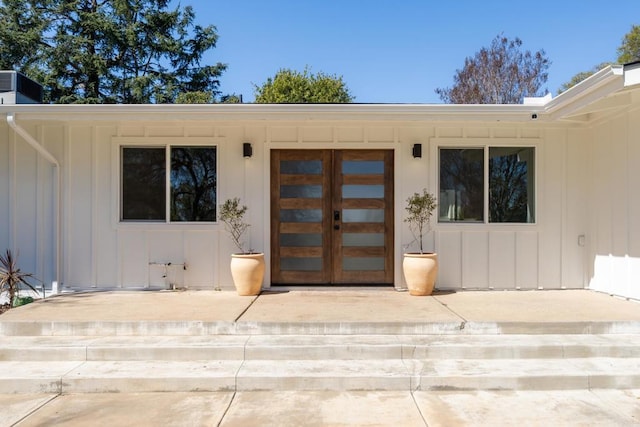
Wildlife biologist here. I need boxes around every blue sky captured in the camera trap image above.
[179,1,640,103]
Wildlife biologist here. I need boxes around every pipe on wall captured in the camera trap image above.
[6,112,61,291]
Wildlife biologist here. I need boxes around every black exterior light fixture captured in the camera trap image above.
[412,143,422,158]
[243,142,253,158]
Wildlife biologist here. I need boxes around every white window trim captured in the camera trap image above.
[429,137,540,227]
[112,137,222,229]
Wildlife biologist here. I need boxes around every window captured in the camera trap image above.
[439,146,535,223]
[121,146,217,222]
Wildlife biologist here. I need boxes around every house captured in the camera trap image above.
[1,64,639,300]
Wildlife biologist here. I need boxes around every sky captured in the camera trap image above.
[176,0,640,104]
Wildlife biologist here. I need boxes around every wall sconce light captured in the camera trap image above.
[243,142,253,158]
[412,143,422,158]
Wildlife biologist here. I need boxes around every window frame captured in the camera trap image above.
[431,138,539,226]
[113,138,220,228]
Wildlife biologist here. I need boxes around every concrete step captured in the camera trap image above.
[2,334,640,362]
[2,357,639,393]
[2,319,640,336]
[414,357,640,391]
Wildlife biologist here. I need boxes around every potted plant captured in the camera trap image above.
[219,197,264,296]
[403,189,438,296]
[0,249,40,311]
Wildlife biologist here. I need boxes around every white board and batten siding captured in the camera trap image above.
[425,127,588,291]
[589,108,640,300]
[0,113,637,299]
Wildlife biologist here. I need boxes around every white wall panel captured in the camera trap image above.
[563,129,590,288]
[14,135,38,274]
[436,231,461,288]
[367,127,395,142]
[39,127,62,285]
[461,231,489,289]
[184,231,217,288]
[337,127,364,142]
[301,127,332,142]
[65,128,93,286]
[627,110,640,299]
[516,231,538,288]
[628,110,640,260]
[610,115,629,258]
[147,231,184,288]
[628,257,640,300]
[119,230,148,287]
[0,125,10,253]
[592,123,613,259]
[95,126,118,286]
[489,231,515,289]
[538,133,563,287]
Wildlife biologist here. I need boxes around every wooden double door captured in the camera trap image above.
[271,149,394,285]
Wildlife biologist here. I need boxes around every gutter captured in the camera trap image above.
[6,112,61,292]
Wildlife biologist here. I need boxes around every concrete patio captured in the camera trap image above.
[1,288,640,426]
[2,288,640,335]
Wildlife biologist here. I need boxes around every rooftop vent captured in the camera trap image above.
[0,71,43,104]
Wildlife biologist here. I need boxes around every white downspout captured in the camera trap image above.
[6,113,61,293]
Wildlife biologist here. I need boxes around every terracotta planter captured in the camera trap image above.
[230,253,265,296]
[403,253,438,296]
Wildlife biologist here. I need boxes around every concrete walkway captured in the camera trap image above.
[2,288,640,426]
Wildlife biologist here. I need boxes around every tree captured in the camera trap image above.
[557,62,611,94]
[254,67,354,103]
[560,25,640,93]
[0,0,226,104]
[617,24,640,64]
[436,34,550,104]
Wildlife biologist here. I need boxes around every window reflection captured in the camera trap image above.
[489,147,535,223]
[439,148,484,222]
[171,147,217,222]
[342,161,384,174]
[121,147,166,221]
[342,185,384,199]
[280,233,323,247]
[281,185,322,198]
[342,209,384,223]
[342,233,384,247]
[280,209,323,223]
[438,147,535,224]
[281,160,322,174]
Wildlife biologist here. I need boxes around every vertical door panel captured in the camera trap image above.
[271,150,331,283]
[333,150,393,283]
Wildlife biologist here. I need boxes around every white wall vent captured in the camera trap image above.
[0,71,43,104]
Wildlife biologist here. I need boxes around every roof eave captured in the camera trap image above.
[1,103,541,123]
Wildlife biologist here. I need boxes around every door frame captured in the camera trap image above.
[269,148,395,286]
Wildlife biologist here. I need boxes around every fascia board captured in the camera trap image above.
[543,65,624,119]
[1,103,540,123]
[624,62,640,87]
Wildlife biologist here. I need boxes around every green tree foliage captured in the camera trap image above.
[560,25,640,93]
[254,67,354,103]
[404,189,437,254]
[436,34,550,104]
[617,24,640,64]
[557,62,611,94]
[0,0,226,104]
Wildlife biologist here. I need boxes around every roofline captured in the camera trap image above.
[0,63,635,123]
[0,103,542,123]
[542,65,625,118]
